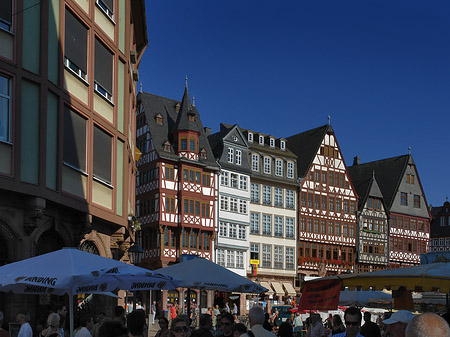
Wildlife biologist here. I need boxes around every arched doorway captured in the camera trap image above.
[36,229,65,256]
[79,240,100,255]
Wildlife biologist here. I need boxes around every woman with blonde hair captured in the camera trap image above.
[39,313,61,337]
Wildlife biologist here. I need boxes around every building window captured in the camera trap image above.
[235,150,242,165]
[200,148,207,159]
[220,171,229,186]
[219,222,227,237]
[259,135,264,145]
[262,214,271,235]
[236,251,244,269]
[285,247,294,270]
[286,190,294,209]
[65,9,87,80]
[286,218,294,238]
[413,195,420,208]
[250,213,260,234]
[227,147,234,163]
[262,245,271,268]
[201,202,210,218]
[274,188,283,207]
[275,159,283,176]
[329,197,334,211]
[264,157,271,174]
[287,161,294,179]
[406,174,415,184]
[217,249,225,267]
[180,138,187,150]
[220,196,229,211]
[239,199,247,214]
[231,173,238,188]
[93,125,112,184]
[229,198,238,212]
[96,0,114,19]
[274,216,283,237]
[189,138,196,151]
[400,192,408,206]
[239,176,248,190]
[280,140,285,150]
[270,138,275,147]
[262,185,271,205]
[0,0,12,31]
[238,225,246,240]
[248,132,253,142]
[252,154,259,171]
[301,193,307,207]
[250,243,259,261]
[274,246,283,269]
[94,38,113,101]
[251,183,260,203]
[229,224,237,238]
[0,75,11,143]
[63,107,87,172]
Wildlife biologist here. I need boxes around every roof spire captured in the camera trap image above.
[372,170,376,179]
[328,115,331,125]
[408,145,411,155]
[192,95,195,106]
[140,83,143,93]
[185,75,188,89]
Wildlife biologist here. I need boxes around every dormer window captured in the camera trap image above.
[270,138,275,147]
[248,133,253,142]
[280,140,285,150]
[163,141,171,152]
[200,148,207,159]
[189,114,195,122]
[233,135,238,142]
[155,113,163,125]
[259,136,264,145]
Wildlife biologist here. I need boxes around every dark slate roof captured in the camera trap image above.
[137,91,218,170]
[286,124,333,178]
[173,86,202,133]
[430,202,450,237]
[347,168,385,211]
[347,155,410,210]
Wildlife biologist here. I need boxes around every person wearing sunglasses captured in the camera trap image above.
[169,318,189,337]
[333,307,363,337]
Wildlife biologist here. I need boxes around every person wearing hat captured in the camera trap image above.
[382,311,415,337]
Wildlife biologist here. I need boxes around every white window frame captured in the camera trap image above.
[236,251,244,269]
[274,246,283,269]
[238,225,246,240]
[252,154,259,172]
[220,196,229,211]
[259,135,264,145]
[231,173,238,188]
[220,171,229,186]
[274,187,283,207]
[229,224,237,238]
[275,159,283,176]
[227,147,234,163]
[250,213,260,234]
[217,249,225,267]
[248,132,253,142]
[287,161,294,178]
[239,199,247,214]
[262,214,272,235]
[264,157,271,174]
[286,218,295,238]
[262,185,272,205]
[227,250,235,268]
[219,222,228,237]
[239,175,248,190]
[262,244,271,268]
[235,150,242,165]
[285,247,295,270]
[270,138,275,147]
[230,198,238,212]
[280,140,286,150]
[251,183,260,203]
[274,216,283,237]
[286,190,295,209]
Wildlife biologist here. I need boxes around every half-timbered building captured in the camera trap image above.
[348,154,430,267]
[428,200,450,253]
[287,123,358,277]
[348,161,389,272]
[135,86,219,306]
[244,128,298,303]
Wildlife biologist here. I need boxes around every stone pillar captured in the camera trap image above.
[162,290,168,311]
[239,293,246,315]
[207,290,214,309]
[267,295,272,313]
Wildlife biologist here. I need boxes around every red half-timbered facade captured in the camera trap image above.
[349,154,430,267]
[287,124,358,277]
[136,86,219,270]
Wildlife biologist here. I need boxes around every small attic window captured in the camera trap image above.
[248,133,253,142]
[280,140,285,150]
[200,148,207,159]
[175,102,181,112]
[163,141,171,152]
[155,113,163,125]
[233,135,238,142]
[189,114,195,122]
[270,138,275,147]
[259,135,264,145]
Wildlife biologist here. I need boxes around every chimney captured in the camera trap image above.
[353,156,360,165]
[204,127,211,136]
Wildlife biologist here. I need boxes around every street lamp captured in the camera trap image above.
[128,243,144,265]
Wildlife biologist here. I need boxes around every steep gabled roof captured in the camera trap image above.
[286,124,333,178]
[173,86,202,134]
[347,155,410,210]
[137,91,218,170]
[347,168,385,211]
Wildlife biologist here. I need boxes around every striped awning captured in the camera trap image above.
[259,281,274,295]
[282,282,297,296]
[271,282,284,295]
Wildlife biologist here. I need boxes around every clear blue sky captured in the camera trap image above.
[140,0,450,207]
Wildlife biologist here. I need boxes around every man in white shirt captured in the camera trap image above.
[75,315,94,337]
[246,306,276,337]
[16,312,32,337]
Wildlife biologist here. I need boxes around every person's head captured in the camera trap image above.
[99,321,128,337]
[16,311,30,325]
[199,314,212,329]
[232,323,247,337]
[79,315,94,329]
[278,322,293,337]
[248,306,264,328]
[332,314,343,329]
[405,312,450,337]
[114,306,126,324]
[383,310,414,337]
[344,307,362,337]
[158,317,169,330]
[47,313,60,330]
[55,305,67,318]
[220,313,234,336]
[127,311,146,336]
[170,317,188,337]
[363,312,371,323]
